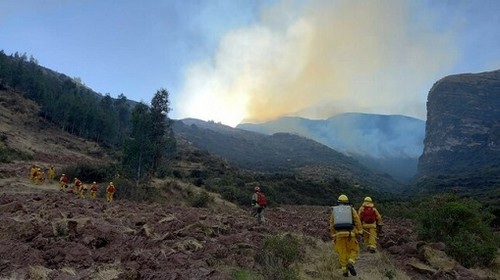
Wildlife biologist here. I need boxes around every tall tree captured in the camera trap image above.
[122,103,154,183]
[150,88,172,171]
[121,88,175,182]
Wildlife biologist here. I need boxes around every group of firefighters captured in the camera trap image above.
[30,164,56,184]
[29,164,116,202]
[330,194,383,277]
[252,184,383,278]
[33,163,383,277]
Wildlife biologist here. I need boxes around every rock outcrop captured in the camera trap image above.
[417,70,500,188]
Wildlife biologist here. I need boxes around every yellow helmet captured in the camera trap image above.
[110,182,113,185]
[364,197,372,202]
[338,194,349,203]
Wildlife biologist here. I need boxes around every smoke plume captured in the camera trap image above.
[177,0,458,127]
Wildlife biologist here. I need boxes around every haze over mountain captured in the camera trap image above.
[238,113,425,183]
[173,118,405,193]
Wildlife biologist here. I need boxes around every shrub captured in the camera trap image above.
[155,166,171,179]
[188,190,212,208]
[172,169,183,178]
[231,268,256,280]
[0,146,33,163]
[61,161,117,183]
[417,194,497,267]
[447,231,497,268]
[116,178,161,202]
[255,234,303,280]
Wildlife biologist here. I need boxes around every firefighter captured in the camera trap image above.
[73,177,83,195]
[34,168,45,184]
[330,194,362,277]
[358,197,383,253]
[80,183,88,199]
[59,174,69,191]
[90,182,98,199]
[106,182,116,202]
[30,165,37,182]
[48,165,56,182]
[251,184,267,224]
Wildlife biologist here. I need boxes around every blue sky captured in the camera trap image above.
[1,0,500,127]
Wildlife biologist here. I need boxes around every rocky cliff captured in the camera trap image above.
[417,70,500,188]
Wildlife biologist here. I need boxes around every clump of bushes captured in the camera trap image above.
[61,161,117,183]
[417,194,497,268]
[115,178,161,202]
[0,146,33,163]
[188,190,213,208]
[255,234,304,280]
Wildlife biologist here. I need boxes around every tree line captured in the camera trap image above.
[0,50,175,181]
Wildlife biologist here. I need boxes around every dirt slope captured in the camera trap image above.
[1,178,495,279]
[0,89,109,179]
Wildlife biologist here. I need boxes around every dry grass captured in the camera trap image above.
[296,236,411,280]
[153,178,241,212]
[27,265,52,280]
[470,253,500,280]
[89,264,122,280]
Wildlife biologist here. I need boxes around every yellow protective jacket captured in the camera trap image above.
[329,205,362,238]
[358,202,383,228]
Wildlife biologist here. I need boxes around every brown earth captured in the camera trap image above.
[0,89,497,279]
[0,178,495,280]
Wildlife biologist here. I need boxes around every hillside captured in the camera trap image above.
[0,87,110,178]
[238,113,425,183]
[173,118,405,193]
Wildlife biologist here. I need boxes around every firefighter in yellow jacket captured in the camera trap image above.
[79,183,88,199]
[106,182,116,202]
[330,194,363,277]
[48,165,56,182]
[30,165,37,182]
[358,196,383,253]
[90,182,98,199]
[73,178,83,195]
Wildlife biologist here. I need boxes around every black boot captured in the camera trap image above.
[347,263,357,276]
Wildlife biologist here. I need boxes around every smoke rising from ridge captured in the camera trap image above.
[177,0,458,127]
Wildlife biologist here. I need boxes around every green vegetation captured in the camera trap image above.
[122,89,176,183]
[417,194,498,268]
[0,146,33,163]
[61,162,118,183]
[188,190,213,208]
[230,268,256,280]
[255,234,304,280]
[0,51,133,147]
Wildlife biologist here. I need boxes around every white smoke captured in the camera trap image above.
[176,0,458,127]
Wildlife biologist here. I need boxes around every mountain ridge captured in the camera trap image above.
[173,118,405,193]
[237,113,425,182]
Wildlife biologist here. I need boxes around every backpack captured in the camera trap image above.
[332,205,354,230]
[361,206,376,224]
[108,185,115,193]
[257,192,267,207]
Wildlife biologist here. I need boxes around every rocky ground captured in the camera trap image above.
[0,177,496,280]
